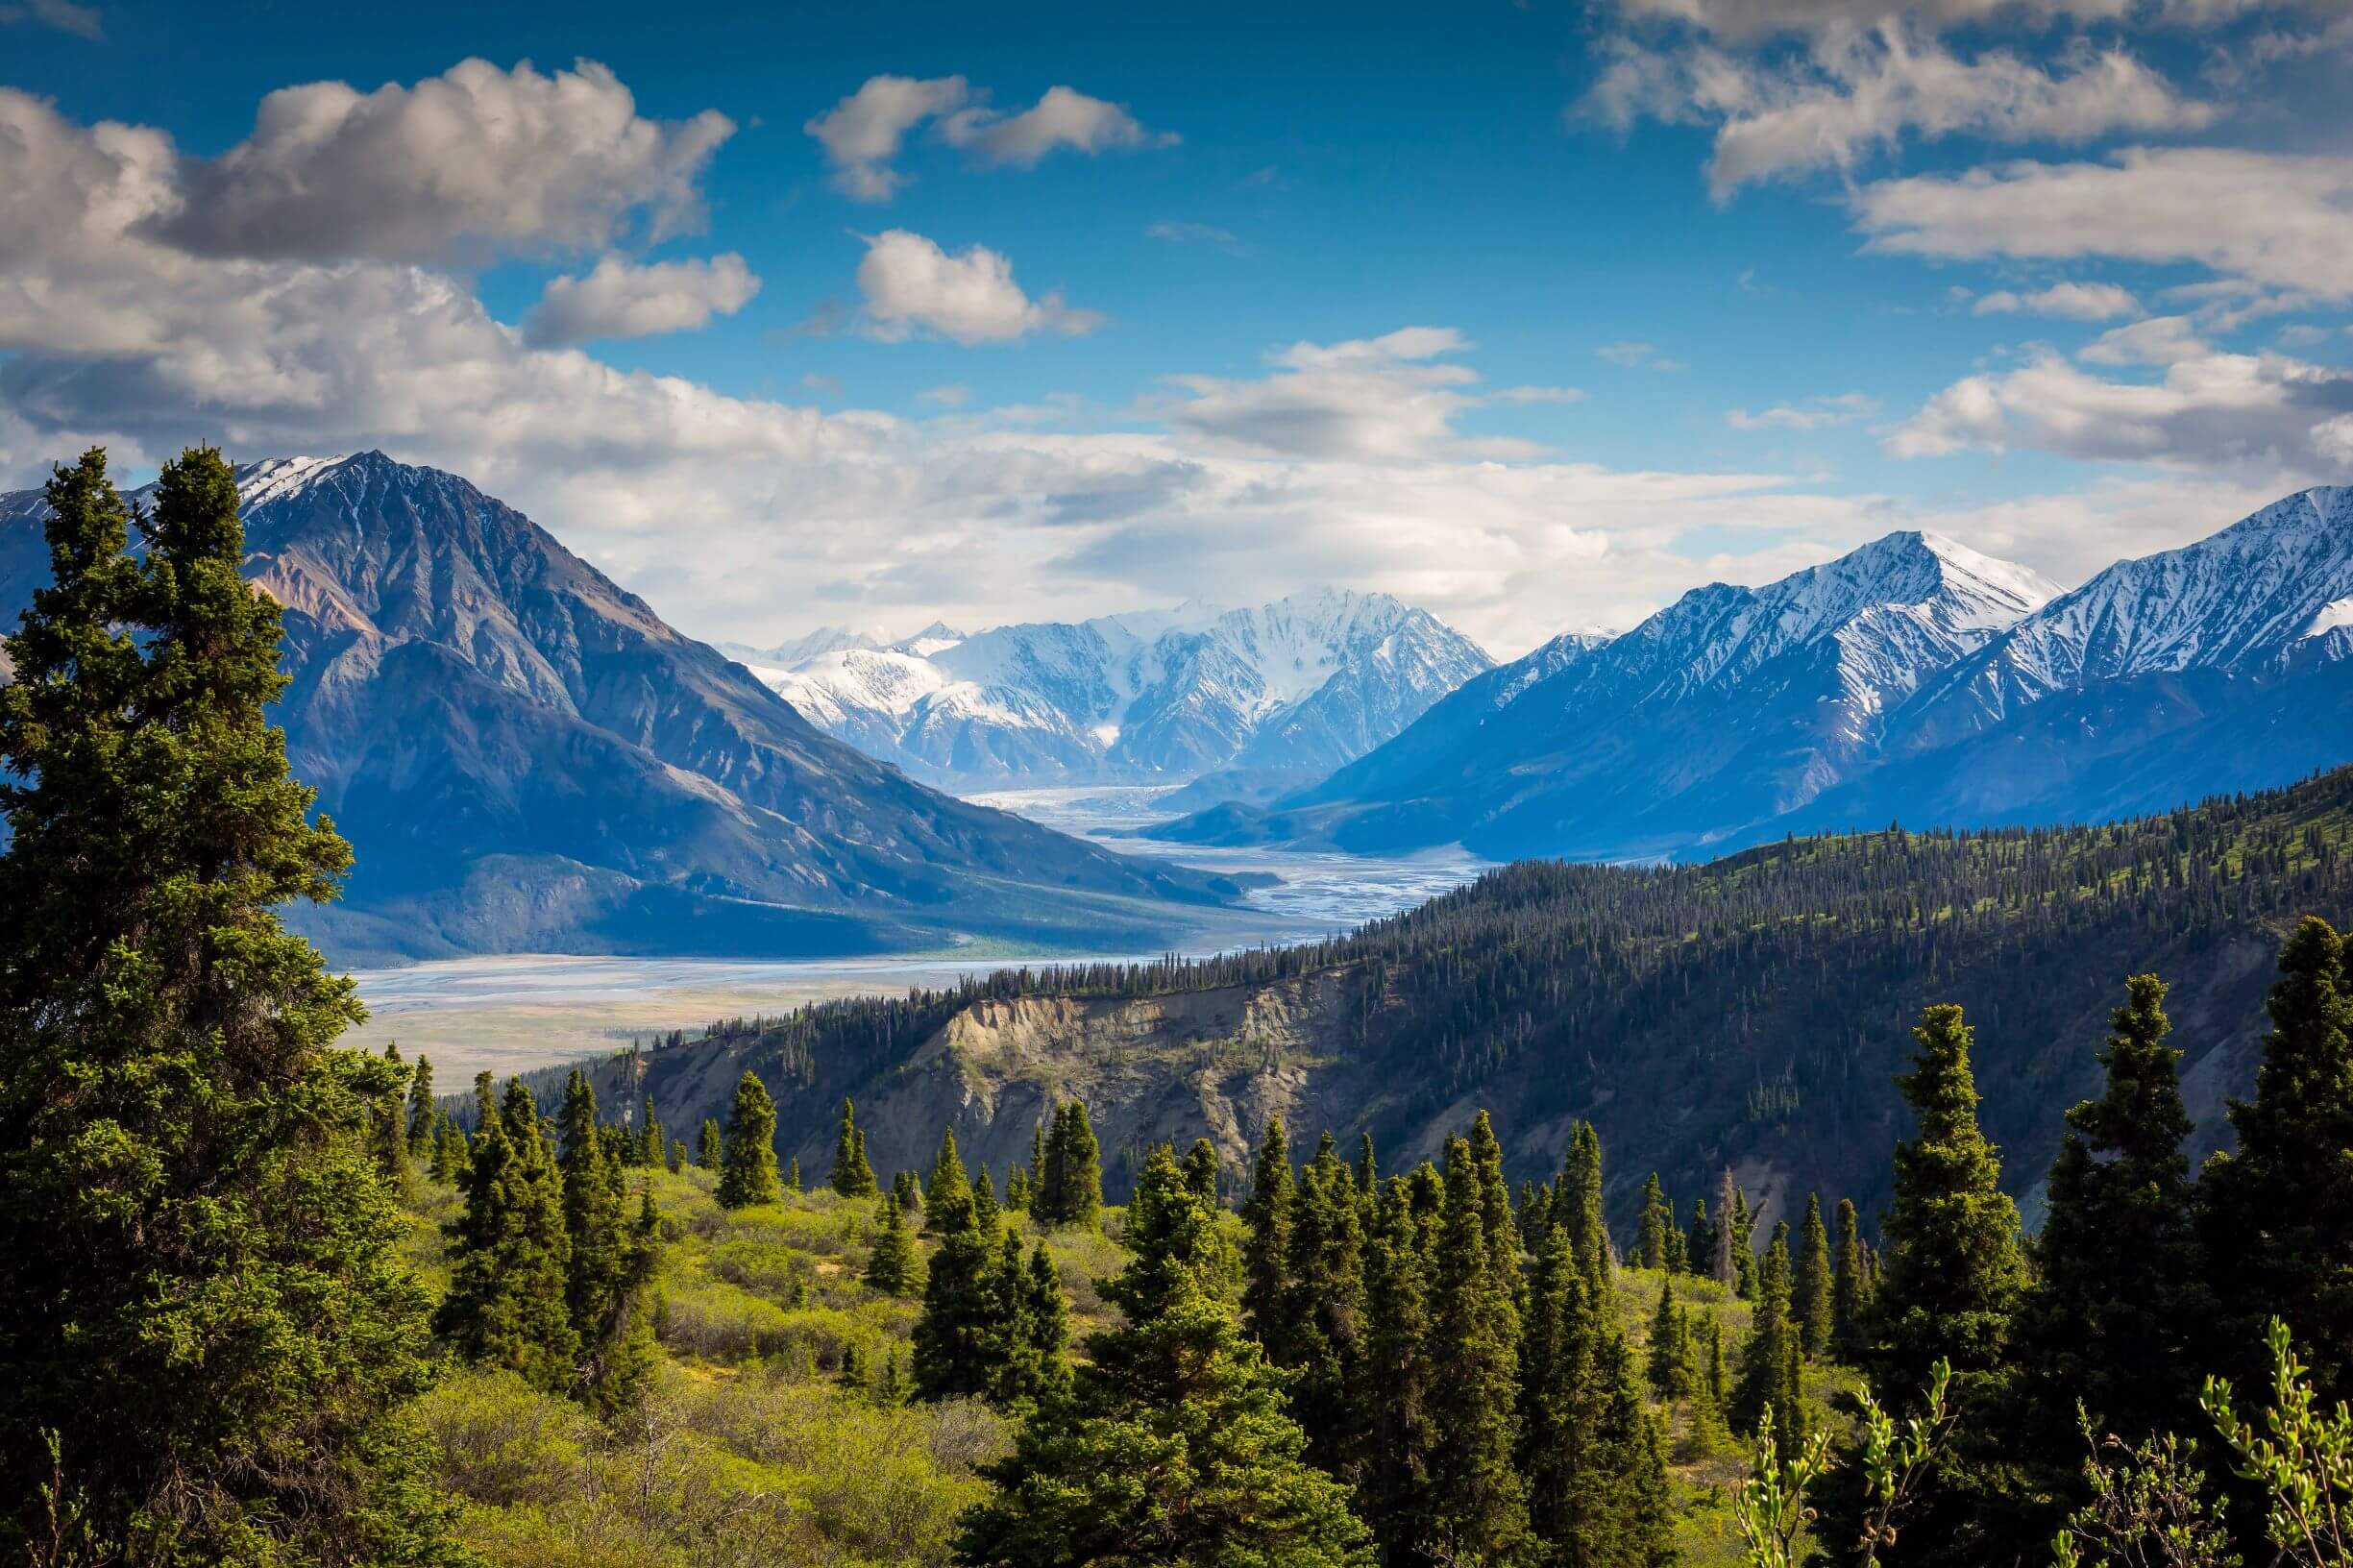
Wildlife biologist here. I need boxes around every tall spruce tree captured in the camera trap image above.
[928,1127,974,1229]
[2017,973,2199,1481]
[1183,1137,1221,1205]
[1040,1099,1103,1230]
[1560,1120,1610,1289]
[1712,1169,1740,1287]
[372,1042,412,1189]
[1794,1192,1834,1360]
[1635,1172,1672,1270]
[1242,1115,1296,1351]
[1281,1130,1369,1468]
[830,1097,878,1197]
[1355,1174,1441,1560]
[1832,1197,1867,1354]
[914,1128,1001,1401]
[440,1080,578,1392]
[2197,918,2353,1406]
[955,1143,1370,1567]
[866,1191,921,1296]
[715,1070,781,1210]
[1734,1224,1805,1452]
[556,1071,630,1381]
[405,1053,436,1157]
[1469,1109,1520,1280]
[1853,1003,2031,1568]
[1424,1135,1532,1566]
[1686,1196,1713,1280]
[0,447,460,1561]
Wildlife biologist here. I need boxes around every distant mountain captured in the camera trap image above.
[749,590,1493,789]
[1148,530,2059,858]
[0,453,1245,965]
[1148,493,2353,861]
[712,625,885,669]
[1759,486,2353,840]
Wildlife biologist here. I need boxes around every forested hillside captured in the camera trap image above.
[544,766,2353,1231]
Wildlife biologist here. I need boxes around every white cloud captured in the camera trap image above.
[853,229,1103,345]
[918,383,972,407]
[522,253,759,347]
[1145,328,1511,461]
[802,74,969,202]
[1972,281,2142,318]
[1853,148,2353,298]
[1490,385,1587,404]
[1728,391,1880,429]
[1597,341,1688,370]
[159,59,734,262]
[940,85,1175,166]
[1146,220,1242,250]
[1586,25,2212,198]
[2077,314,2208,364]
[804,75,1171,202]
[0,0,102,38]
[1888,341,2353,472]
[1610,0,2320,40]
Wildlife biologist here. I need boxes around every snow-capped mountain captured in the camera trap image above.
[748,589,1494,788]
[712,625,886,670]
[1157,530,2063,859]
[0,453,1242,963]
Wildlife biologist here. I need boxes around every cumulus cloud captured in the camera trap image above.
[522,253,760,347]
[1852,148,2353,298]
[939,85,1175,166]
[1728,391,1880,429]
[1887,341,2353,472]
[804,74,1171,202]
[0,0,103,38]
[2077,314,2208,364]
[158,59,734,262]
[1972,281,2142,318]
[852,230,1102,345]
[1587,25,2213,198]
[803,74,970,201]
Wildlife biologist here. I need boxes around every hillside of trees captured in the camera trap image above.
[541,765,2353,1230]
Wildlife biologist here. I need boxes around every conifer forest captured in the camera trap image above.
[6,452,2352,1568]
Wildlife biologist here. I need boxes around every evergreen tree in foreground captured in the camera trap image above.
[1423,1134,1532,1566]
[1636,1172,1672,1270]
[866,1191,922,1296]
[1832,1197,1867,1354]
[1242,1115,1296,1353]
[696,1117,721,1168]
[2197,916,2353,1407]
[1733,1223,1805,1452]
[716,1069,781,1210]
[955,1143,1370,1568]
[1794,1192,1834,1360]
[1037,1098,1104,1230]
[0,448,460,1563]
[2015,972,2199,1493]
[831,1096,878,1197]
[405,1052,436,1156]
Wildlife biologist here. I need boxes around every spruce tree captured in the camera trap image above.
[406,1053,436,1156]
[866,1191,921,1296]
[914,1129,1000,1401]
[1794,1192,1834,1360]
[955,1144,1369,1567]
[1663,1198,1687,1273]
[0,448,459,1561]
[1645,1274,1694,1400]
[830,1096,877,1197]
[440,1080,578,1391]
[1355,1174,1440,1557]
[696,1117,721,1169]
[1469,1108,1519,1278]
[1730,1185,1757,1297]
[1358,1130,1378,1195]
[1712,1169,1740,1287]
[715,1069,781,1210]
[1869,1003,2028,1390]
[1733,1224,1805,1452]
[636,1090,662,1166]
[2197,918,2353,1405]
[1635,1172,1671,1270]
[429,1115,463,1184]
[668,1137,686,1173]
[1282,1129,1368,1468]
[1686,1196,1713,1281]
[1424,1136,1532,1566]
[1832,1197,1866,1354]
[556,1069,632,1387]
[927,1128,975,1232]
[1183,1136,1220,1205]
[1041,1099,1103,1230]
[1242,1115,1296,1352]
[973,1164,1002,1234]
[372,1042,413,1190]
[1560,1120,1610,1288]
[1006,1163,1030,1211]
[2017,973,2198,1477]
[785,1154,802,1194]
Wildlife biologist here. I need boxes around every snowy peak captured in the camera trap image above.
[756,588,1494,787]
[1927,485,2353,726]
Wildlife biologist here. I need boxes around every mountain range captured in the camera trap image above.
[0,453,1247,966]
[736,591,1492,791]
[1145,489,2353,860]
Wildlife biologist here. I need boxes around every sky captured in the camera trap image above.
[2,0,2349,658]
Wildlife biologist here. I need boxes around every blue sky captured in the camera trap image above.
[3,0,2349,654]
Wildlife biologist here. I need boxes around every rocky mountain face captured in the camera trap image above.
[0,453,1244,965]
[748,589,1493,790]
[1151,494,2353,860]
